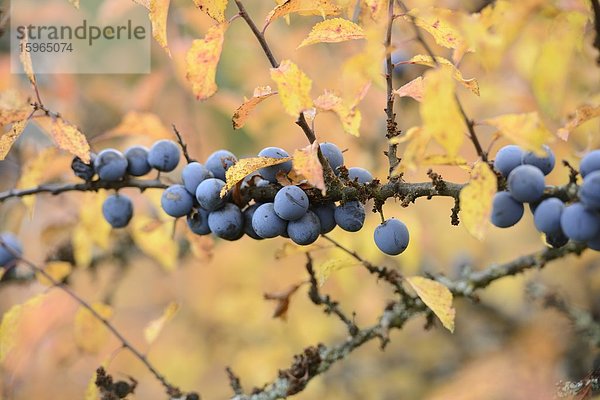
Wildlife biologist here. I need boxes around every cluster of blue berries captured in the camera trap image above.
[491,145,600,250]
[72,139,182,228]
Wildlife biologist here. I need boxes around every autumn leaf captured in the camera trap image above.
[0,120,28,160]
[364,0,386,21]
[264,283,303,320]
[459,162,496,240]
[423,154,468,167]
[0,90,31,126]
[16,148,63,212]
[68,0,80,8]
[421,68,465,157]
[317,256,356,286]
[144,302,179,345]
[131,216,178,271]
[74,302,113,353]
[36,261,72,286]
[402,55,479,96]
[557,104,600,141]
[0,294,46,362]
[407,8,472,59]
[483,112,553,155]
[192,0,228,22]
[314,91,361,136]
[270,60,313,116]
[19,37,36,85]
[72,192,111,268]
[390,126,431,174]
[232,86,277,129]
[186,22,228,101]
[406,276,455,333]
[292,142,325,194]
[393,76,424,102]
[264,0,342,31]
[221,156,292,196]
[149,0,171,56]
[298,18,365,48]
[32,116,91,163]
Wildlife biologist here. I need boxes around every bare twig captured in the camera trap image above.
[226,367,244,396]
[172,124,193,164]
[384,0,401,176]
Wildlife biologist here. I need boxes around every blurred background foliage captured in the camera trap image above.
[0,0,599,399]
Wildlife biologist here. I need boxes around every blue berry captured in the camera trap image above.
[348,167,373,184]
[507,165,545,203]
[0,232,22,267]
[182,162,213,194]
[560,203,600,242]
[243,203,263,240]
[187,208,211,235]
[319,142,344,172]
[274,186,309,221]
[161,184,194,218]
[124,146,151,176]
[491,192,524,228]
[148,140,180,172]
[205,150,237,181]
[522,145,555,175]
[312,203,336,234]
[72,154,96,181]
[102,194,134,228]
[252,203,288,238]
[208,203,244,240]
[374,218,409,256]
[533,198,565,234]
[94,149,128,181]
[579,171,600,210]
[287,210,321,245]
[493,145,523,177]
[258,147,292,183]
[580,150,600,178]
[334,201,365,232]
[546,231,569,248]
[195,178,227,211]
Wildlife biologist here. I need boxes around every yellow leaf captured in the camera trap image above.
[270,60,313,117]
[149,0,171,56]
[68,0,80,8]
[16,147,60,212]
[483,112,553,154]
[292,142,325,194]
[531,12,587,114]
[221,156,292,196]
[421,68,465,157]
[104,111,172,139]
[404,55,480,96]
[405,276,455,333]
[0,90,30,125]
[232,86,278,129]
[186,22,228,101]
[73,192,112,268]
[423,154,468,166]
[407,8,471,54]
[0,294,46,362]
[459,162,496,240]
[43,118,91,163]
[132,0,150,8]
[36,261,72,286]
[0,120,27,160]
[314,91,361,136]
[393,76,424,102]
[131,216,178,271]
[317,256,355,286]
[557,104,600,141]
[144,302,179,345]
[298,18,365,48]
[264,0,342,30]
[192,0,228,22]
[390,126,431,175]
[19,37,35,85]
[74,302,113,354]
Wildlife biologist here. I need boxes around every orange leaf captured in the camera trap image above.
[0,90,31,125]
[19,37,36,85]
[557,104,600,141]
[0,120,27,160]
[232,86,277,129]
[292,142,325,194]
[186,22,228,101]
[264,0,342,31]
[314,91,361,136]
[403,55,479,96]
[270,60,313,116]
[393,76,424,102]
[221,156,292,196]
[297,18,365,48]
[41,117,91,163]
[149,0,171,56]
[406,276,455,333]
[192,0,228,22]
